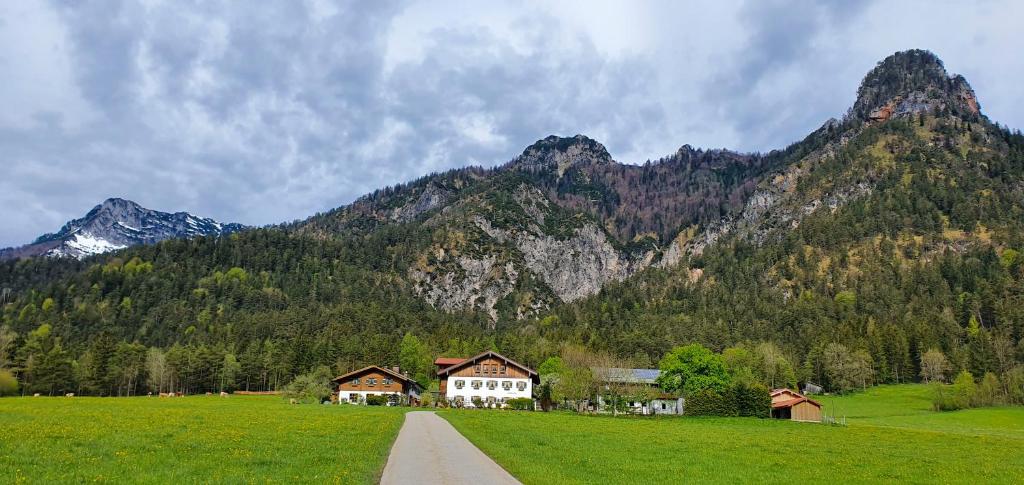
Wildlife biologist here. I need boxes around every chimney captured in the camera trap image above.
[392,366,400,374]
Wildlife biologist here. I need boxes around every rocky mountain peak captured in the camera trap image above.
[2,198,244,260]
[851,49,980,122]
[510,134,613,177]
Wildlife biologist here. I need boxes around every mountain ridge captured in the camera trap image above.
[0,198,244,260]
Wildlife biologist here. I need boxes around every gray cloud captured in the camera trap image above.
[1,0,1023,246]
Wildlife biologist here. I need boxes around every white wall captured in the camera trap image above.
[339,390,404,405]
[445,377,532,407]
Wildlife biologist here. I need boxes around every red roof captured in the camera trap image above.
[434,357,465,367]
[436,351,538,382]
[771,396,822,409]
[331,365,422,390]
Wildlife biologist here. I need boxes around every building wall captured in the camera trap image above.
[791,401,822,422]
[443,376,532,407]
[338,390,404,404]
[652,398,684,415]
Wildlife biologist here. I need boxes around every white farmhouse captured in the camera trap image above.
[437,351,538,408]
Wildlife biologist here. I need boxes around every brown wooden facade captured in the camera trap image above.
[333,365,422,405]
[770,388,822,422]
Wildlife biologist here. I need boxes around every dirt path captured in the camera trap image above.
[379,411,521,485]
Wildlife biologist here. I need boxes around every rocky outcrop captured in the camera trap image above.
[409,185,659,321]
[853,49,982,122]
[390,183,451,222]
[509,134,612,178]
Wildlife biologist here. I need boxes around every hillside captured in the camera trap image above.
[1,49,1023,396]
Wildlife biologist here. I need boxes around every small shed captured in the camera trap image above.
[770,388,822,422]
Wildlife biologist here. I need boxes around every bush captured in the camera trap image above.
[731,382,771,417]
[506,398,534,410]
[0,369,18,396]
[365,395,387,406]
[685,389,737,416]
[471,397,483,408]
[283,366,333,404]
[931,382,959,411]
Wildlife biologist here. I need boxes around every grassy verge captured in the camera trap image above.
[440,384,1024,484]
[0,396,407,484]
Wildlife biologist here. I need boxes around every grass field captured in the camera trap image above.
[0,396,407,484]
[441,384,1024,484]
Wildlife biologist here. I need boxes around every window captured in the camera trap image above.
[471,380,482,389]
[367,378,377,386]
[491,365,498,374]
[383,378,393,385]
[516,381,527,391]
[486,396,496,404]
[454,396,464,403]
[502,381,512,390]
[662,403,667,410]
[500,365,507,375]
[487,381,497,390]
[349,393,359,402]
[454,379,465,389]
[474,365,482,375]
[351,378,360,385]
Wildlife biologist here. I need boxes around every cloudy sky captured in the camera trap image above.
[2,0,1023,247]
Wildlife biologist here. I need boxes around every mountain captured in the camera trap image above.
[298,53,975,322]
[0,198,244,260]
[2,49,1023,396]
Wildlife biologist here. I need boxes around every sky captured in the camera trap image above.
[2,0,1023,247]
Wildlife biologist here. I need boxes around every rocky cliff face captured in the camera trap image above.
[0,198,244,260]
[408,184,658,323]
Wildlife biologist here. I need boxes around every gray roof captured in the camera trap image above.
[594,368,661,384]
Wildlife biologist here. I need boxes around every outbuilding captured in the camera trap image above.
[770,388,822,422]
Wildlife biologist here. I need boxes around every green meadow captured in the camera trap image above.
[441,384,1024,484]
[3,386,1023,484]
[0,396,406,484]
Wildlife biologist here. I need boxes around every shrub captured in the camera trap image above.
[283,366,333,404]
[365,395,387,406]
[931,382,960,411]
[506,398,534,410]
[974,372,1003,407]
[731,382,771,417]
[685,389,737,416]
[951,370,976,409]
[0,369,18,396]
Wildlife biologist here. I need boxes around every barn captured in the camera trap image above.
[770,388,822,422]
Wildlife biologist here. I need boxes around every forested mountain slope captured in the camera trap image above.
[1,49,1023,397]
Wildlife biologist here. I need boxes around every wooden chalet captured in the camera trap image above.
[333,365,423,406]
